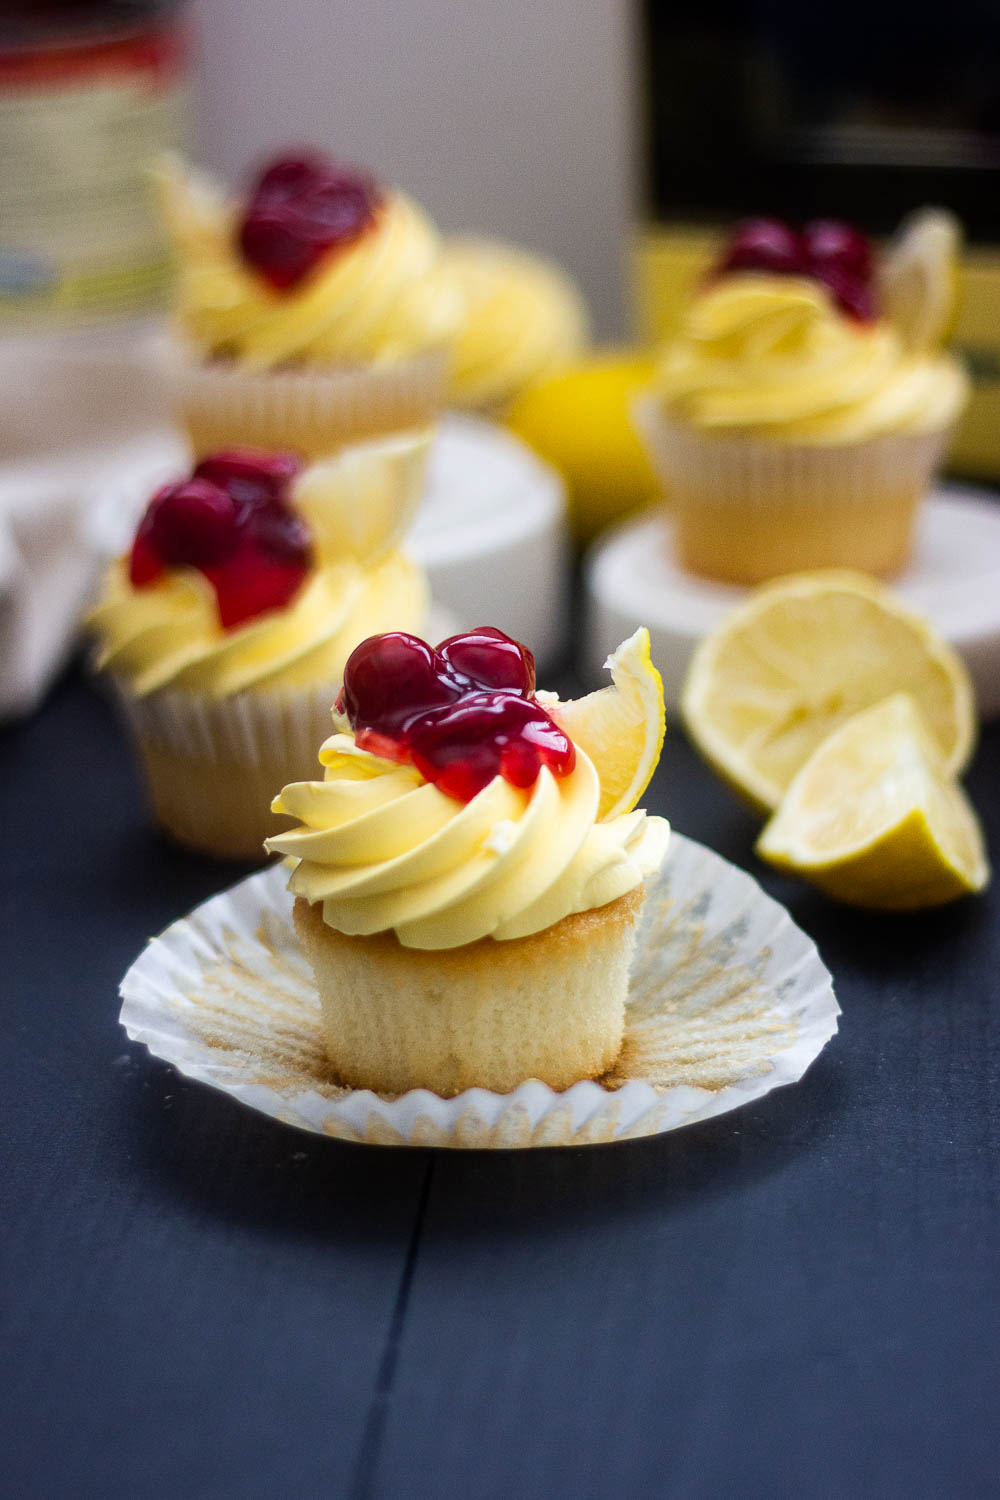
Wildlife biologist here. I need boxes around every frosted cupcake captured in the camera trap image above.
[157,150,461,457]
[440,237,589,413]
[266,627,669,1095]
[89,437,429,860]
[637,212,969,584]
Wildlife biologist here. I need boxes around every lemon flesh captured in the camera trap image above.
[549,627,665,821]
[757,694,989,909]
[879,208,961,354]
[682,571,975,813]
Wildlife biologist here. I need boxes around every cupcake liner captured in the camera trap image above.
[163,342,451,459]
[633,396,951,584]
[114,678,340,860]
[102,602,457,861]
[118,833,840,1148]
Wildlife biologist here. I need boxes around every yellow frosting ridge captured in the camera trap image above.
[90,551,427,700]
[441,238,589,409]
[655,274,967,442]
[267,734,669,950]
[159,157,460,369]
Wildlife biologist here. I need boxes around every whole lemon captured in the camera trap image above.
[506,350,661,544]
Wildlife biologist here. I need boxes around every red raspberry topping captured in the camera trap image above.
[338,629,574,802]
[127,448,312,630]
[238,151,381,291]
[713,215,878,322]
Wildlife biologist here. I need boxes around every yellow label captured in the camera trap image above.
[0,58,187,323]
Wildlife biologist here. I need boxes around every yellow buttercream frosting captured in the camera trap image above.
[266,733,669,950]
[90,550,427,700]
[655,275,968,443]
[441,238,589,409]
[160,157,461,370]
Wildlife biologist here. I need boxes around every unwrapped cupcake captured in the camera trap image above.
[88,435,430,860]
[637,211,969,584]
[157,150,461,457]
[266,626,669,1095]
[441,237,589,414]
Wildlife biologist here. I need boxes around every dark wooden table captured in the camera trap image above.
[4,665,999,1500]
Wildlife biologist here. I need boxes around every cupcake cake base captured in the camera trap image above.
[293,889,643,1096]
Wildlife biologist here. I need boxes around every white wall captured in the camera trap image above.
[189,0,638,338]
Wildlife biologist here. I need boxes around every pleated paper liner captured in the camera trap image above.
[632,394,950,584]
[119,833,839,1148]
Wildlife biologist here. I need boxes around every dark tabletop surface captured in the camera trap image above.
[3,661,999,1500]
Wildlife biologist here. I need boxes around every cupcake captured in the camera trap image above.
[637,211,969,584]
[88,436,430,860]
[266,626,669,1096]
[440,237,589,413]
[157,150,462,457]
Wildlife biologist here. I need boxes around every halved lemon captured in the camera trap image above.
[757,694,989,909]
[548,627,665,820]
[681,571,975,813]
[879,208,961,353]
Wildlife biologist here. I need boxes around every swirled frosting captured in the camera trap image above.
[441,238,589,409]
[90,551,427,700]
[266,733,669,950]
[655,275,968,442]
[160,158,461,369]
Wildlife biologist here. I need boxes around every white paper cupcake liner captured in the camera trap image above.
[633,395,951,581]
[163,342,450,458]
[117,678,332,766]
[118,833,839,1148]
[107,602,458,859]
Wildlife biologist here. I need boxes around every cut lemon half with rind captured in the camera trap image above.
[879,208,961,354]
[681,570,975,814]
[548,627,665,821]
[756,694,989,909]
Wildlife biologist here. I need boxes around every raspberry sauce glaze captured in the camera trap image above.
[714,216,876,321]
[128,449,313,629]
[238,152,382,291]
[338,629,574,803]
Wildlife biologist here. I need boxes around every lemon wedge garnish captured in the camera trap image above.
[549,627,665,820]
[879,208,961,353]
[756,694,989,909]
[681,571,975,813]
[292,429,432,567]
[152,152,231,261]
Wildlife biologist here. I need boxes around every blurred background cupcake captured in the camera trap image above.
[441,236,590,416]
[157,149,462,458]
[87,435,431,859]
[635,211,969,585]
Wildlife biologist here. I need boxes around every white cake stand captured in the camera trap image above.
[584,484,1000,719]
[88,413,571,671]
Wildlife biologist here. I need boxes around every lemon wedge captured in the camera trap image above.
[757,694,989,909]
[681,571,975,813]
[548,627,665,820]
[292,429,432,566]
[152,152,230,261]
[879,208,961,353]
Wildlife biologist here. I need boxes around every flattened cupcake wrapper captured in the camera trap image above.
[164,343,451,458]
[118,833,840,1149]
[633,397,951,582]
